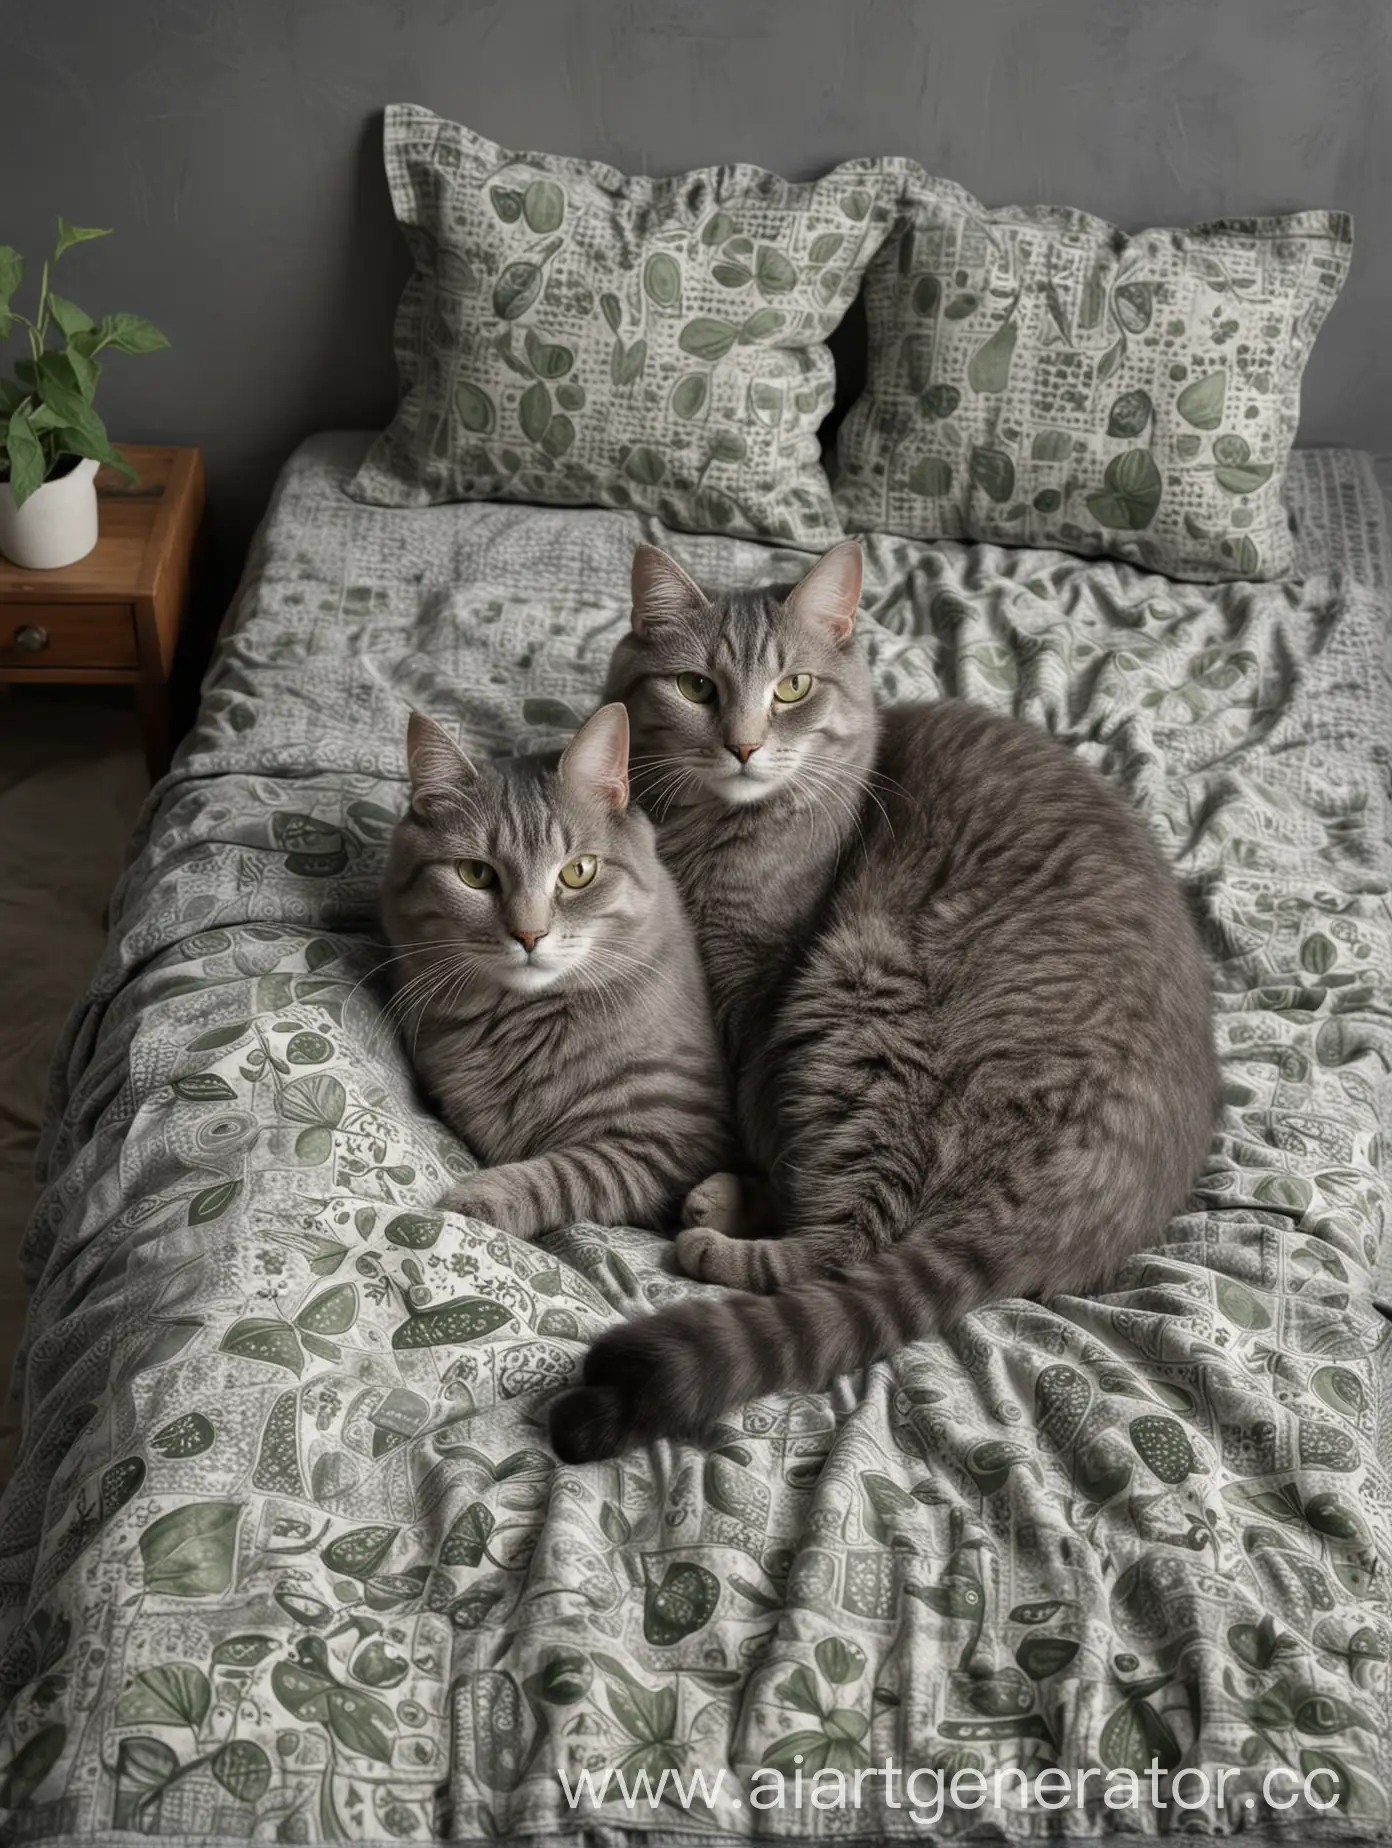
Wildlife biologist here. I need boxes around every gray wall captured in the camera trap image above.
[5,0,1389,600]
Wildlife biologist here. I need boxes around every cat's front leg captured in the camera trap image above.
[440,1143,682,1240]
[674,1225,880,1290]
[440,1164,556,1240]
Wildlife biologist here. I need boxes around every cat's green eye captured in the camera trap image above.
[456,859,497,889]
[774,672,814,704]
[677,671,717,705]
[559,854,599,891]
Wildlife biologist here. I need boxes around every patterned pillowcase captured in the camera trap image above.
[833,169,1353,581]
[349,105,905,546]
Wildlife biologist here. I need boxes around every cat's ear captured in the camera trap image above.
[631,544,704,638]
[785,540,862,647]
[561,702,629,812]
[407,713,475,818]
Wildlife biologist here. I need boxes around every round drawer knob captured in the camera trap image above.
[12,624,48,654]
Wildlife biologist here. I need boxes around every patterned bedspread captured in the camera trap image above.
[0,434,1389,1845]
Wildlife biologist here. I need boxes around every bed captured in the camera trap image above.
[0,431,1388,1844]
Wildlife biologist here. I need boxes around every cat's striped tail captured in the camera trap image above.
[549,1214,1020,1462]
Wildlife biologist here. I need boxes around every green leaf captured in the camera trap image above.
[530,1651,593,1705]
[95,311,168,354]
[1033,488,1062,514]
[523,329,572,380]
[522,180,564,235]
[0,247,22,310]
[679,318,739,363]
[393,1297,513,1349]
[967,315,1017,394]
[599,292,622,332]
[322,1524,397,1579]
[385,1212,442,1249]
[968,446,1015,504]
[171,1072,237,1102]
[1031,429,1072,462]
[1113,283,1154,334]
[644,252,682,308]
[701,212,736,246]
[54,219,110,260]
[140,1502,241,1598]
[0,1724,66,1809]
[5,408,45,508]
[713,261,752,288]
[1177,370,1227,430]
[1096,336,1125,383]
[221,1317,303,1375]
[46,293,93,337]
[295,1125,333,1165]
[1215,461,1274,495]
[188,1179,241,1225]
[1128,1414,1197,1484]
[815,1637,866,1686]
[1175,433,1202,459]
[1015,1636,1080,1679]
[739,307,785,343]
[540,412,574,458]
[187,1021,251,1053]
[1294,1694,1374,1737]
[212,1634,277,1670]
[493,262,543,321]
[1107,388,1153,438]
[489,186,523,223]
[672,372,708,420]
[809,233,844,265]
[841,188,871,221]
[152,1412,215,1459]
[1099,1695,1181,1774]
[117,1662,211,1729]
[912,274,941,316]
[610,336,647,385]
[1213,433,1250,465]
[755,246,798,296]
[279,1073,346,1129]
[285,1030,332,1065]
[1086,448,1162,530]
[709,431,747,464]
[908,456,953,497]
[600,1501,631,1545]
[922,383,960,420]
[34,353,113,459]
[440,1502,496,1569]
[296,1283,358,1336]
[945,293,979,320]
[211,1739,271,1802]
[624,445,666,486]
[643,1561,720,1644]
[519,381,551,444]
[455,381,496,435]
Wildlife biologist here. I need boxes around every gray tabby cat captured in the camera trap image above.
[549,541,1218,1462]
[382,702,732,1238]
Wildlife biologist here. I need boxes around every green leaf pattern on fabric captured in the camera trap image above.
[0,437,1388,1840]
[834,186,1352,581]
[349,105,906,544]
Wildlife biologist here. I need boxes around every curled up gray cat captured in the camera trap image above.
[382,702,732,1240]
[548,540,1219,1463]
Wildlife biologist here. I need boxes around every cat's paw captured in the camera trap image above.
[675,1225,759,1287]
[549,1325,663,1463]
[680,1171,746,1236]
[439,1173,537,1240]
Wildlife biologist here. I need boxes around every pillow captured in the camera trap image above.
[833,170,1352,581]
[350,105,905,546]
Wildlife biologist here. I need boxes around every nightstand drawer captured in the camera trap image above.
[0,603,138,669]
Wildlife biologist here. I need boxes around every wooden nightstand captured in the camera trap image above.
[0,446,205,779]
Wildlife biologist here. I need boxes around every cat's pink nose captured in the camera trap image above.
[512,928,547,954]
[729,742,761,764]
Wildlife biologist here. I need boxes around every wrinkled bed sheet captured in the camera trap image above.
[0,435,1389,1845]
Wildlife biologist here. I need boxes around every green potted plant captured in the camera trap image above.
[0,218,168,569]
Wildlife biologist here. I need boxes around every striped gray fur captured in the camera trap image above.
[382,703,733,1240]
[548,542,1219,1463]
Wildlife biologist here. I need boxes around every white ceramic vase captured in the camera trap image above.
[0,458,100,569]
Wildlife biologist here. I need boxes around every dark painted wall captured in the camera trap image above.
[4,0,1388,600]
